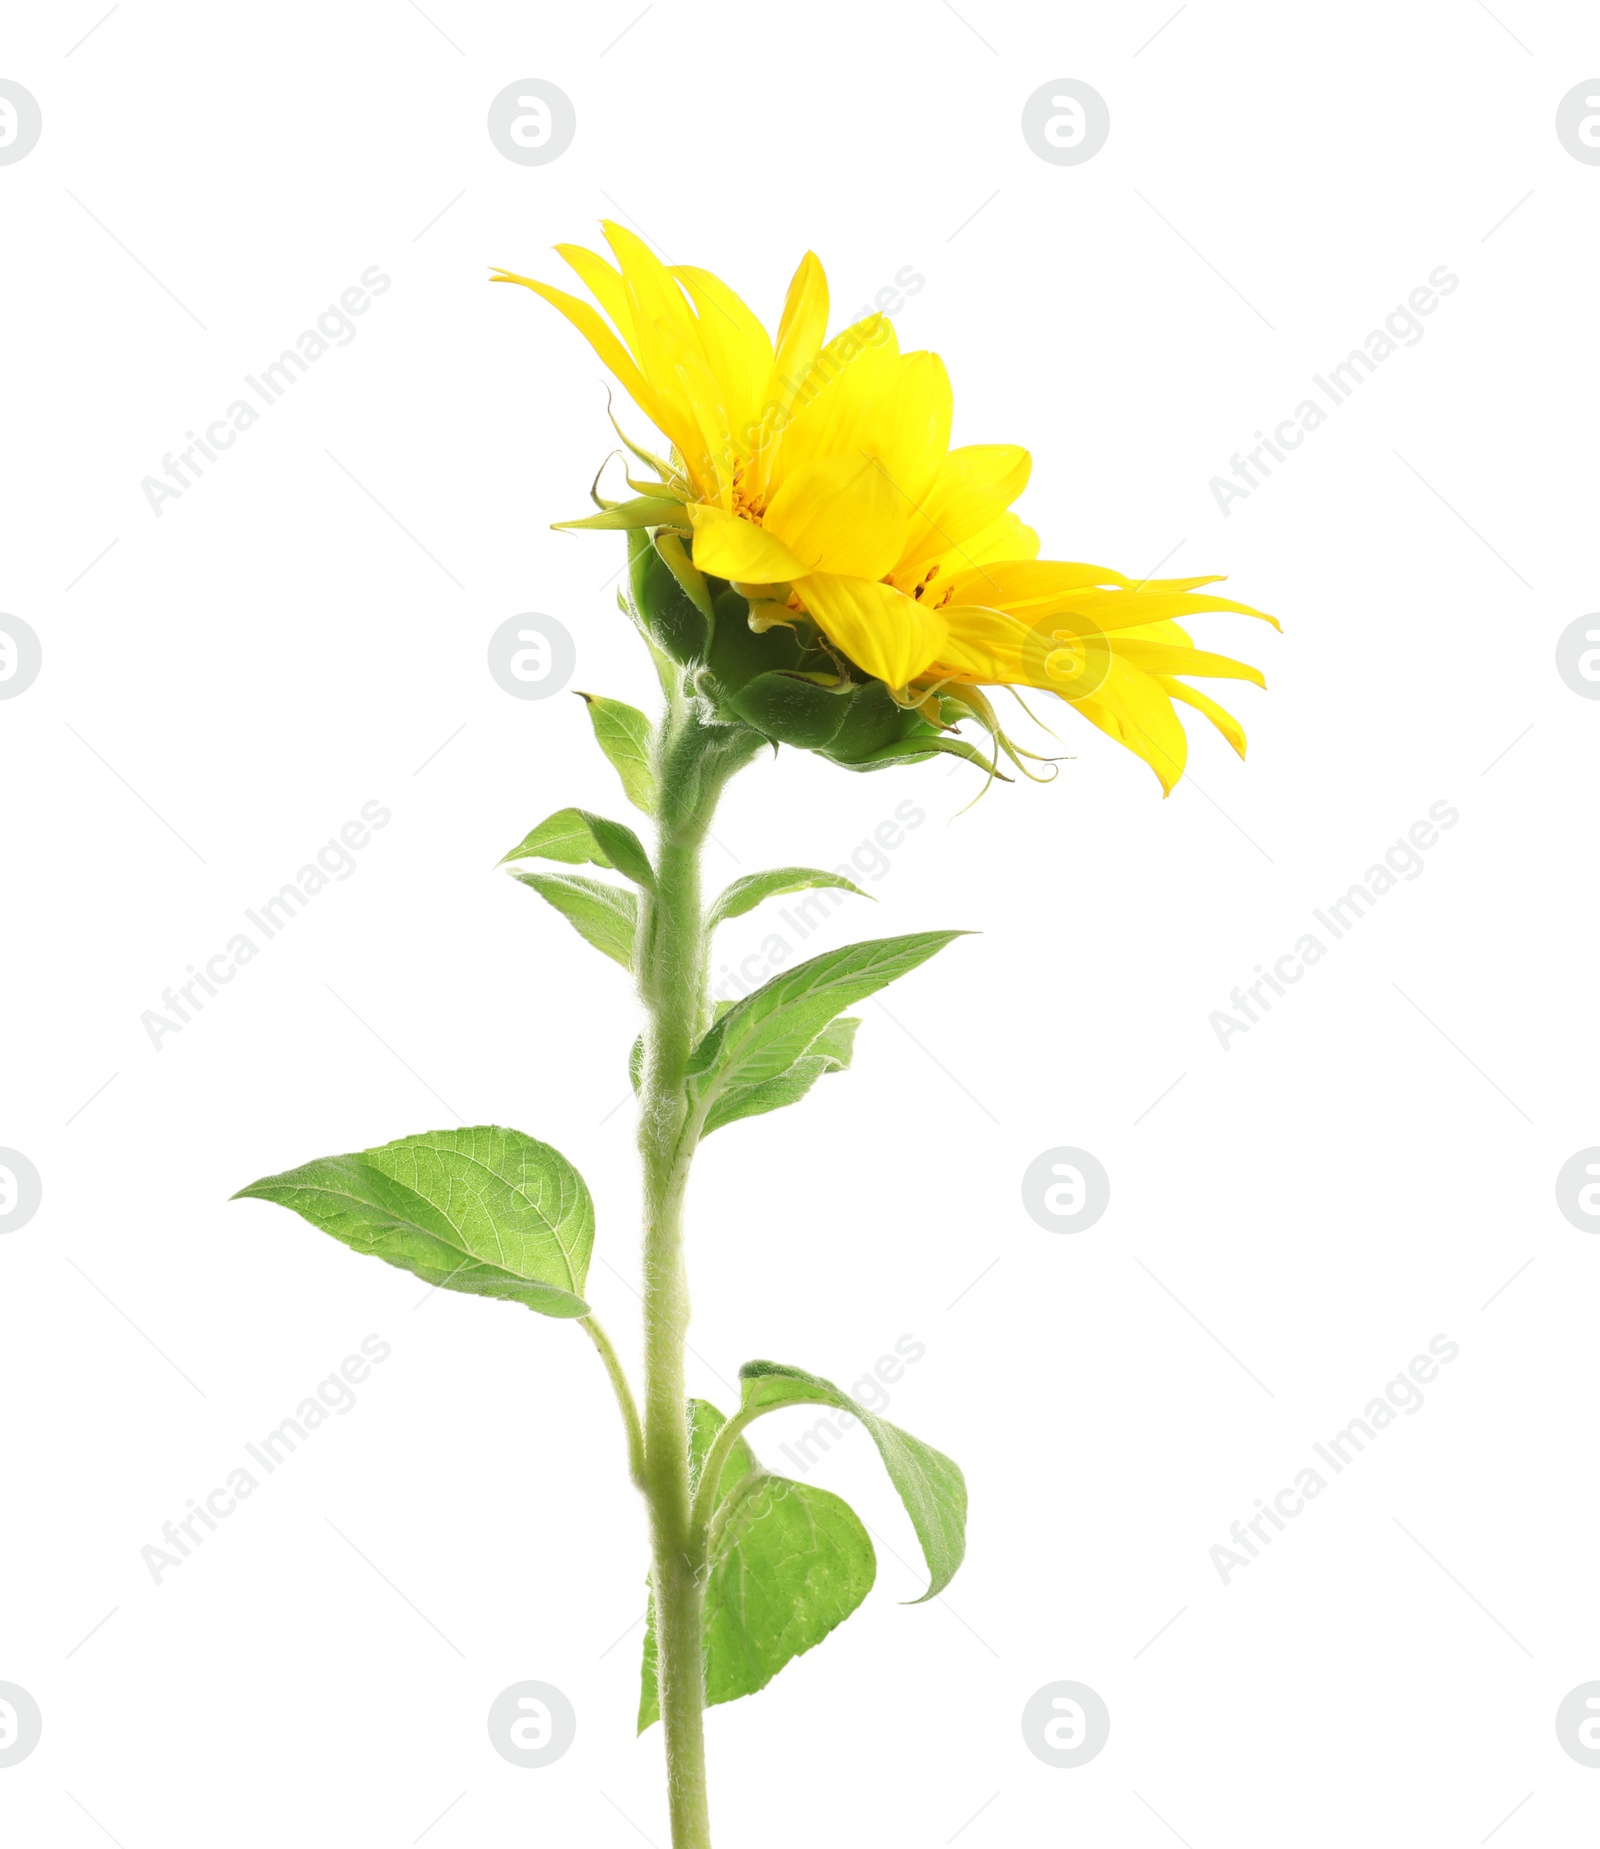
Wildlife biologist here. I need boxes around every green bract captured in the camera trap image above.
[625,530,994,774]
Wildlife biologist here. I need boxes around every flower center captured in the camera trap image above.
[901,564,952,608]
[729,463,767,524]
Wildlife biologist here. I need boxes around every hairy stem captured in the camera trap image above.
[634,683,759,1849]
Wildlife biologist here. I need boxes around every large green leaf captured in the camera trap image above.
[233,1126,593,1317]
[738,1361,966,1601]
[707,867,870,929]
[500,808,655,891]
[513,870,637,968]
[703,1016,858,1135]
[686,931,965,1103]
[638,1400,875,1730]
[579,693,657,815]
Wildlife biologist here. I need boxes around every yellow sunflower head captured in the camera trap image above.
[495,224,1276,793]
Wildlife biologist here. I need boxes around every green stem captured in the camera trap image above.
[634,682,761,1849]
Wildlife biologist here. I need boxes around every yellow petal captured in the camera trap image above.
[600,220,696,342]
[1159,677,1248,758]
[933,604,1110,701]
[1045,588,1279,631]
[555,243,636,352]
[795,574,948,688]
[1116,616,1191,646]
[491,269,695,463]
[925,605,1032,682]
[768,315,901,486]
[651,311,736,502]
[1104,639,1267,685]
[943,558,1130,608]
[773,252,829,413]
[874,351,954,506]
[764,451,909,579]
[672,263,776,447]
[1070,660,1190,795]
[687,504,807,582]
[895,444,1032,575]
[593,224,717,484]
[942,511,1040,573]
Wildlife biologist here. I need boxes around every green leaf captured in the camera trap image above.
[738,1361,966,1601]
[686,931,965,1103]
[500,807,654,891]
[499,807,655,890]
[638,1400,874,1731]
[703,1016,858,1135]
[707,867,870,929]
[513,871,636,969]
[554,496,688,532]
[579,693,657,815]
[499,807,610,870]
[233,1126,593,1318]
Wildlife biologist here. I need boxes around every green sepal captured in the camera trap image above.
[513,870,637,969]
[555,496,689,532]
[923,734,1006,773]
[628,530,711,666]
[500,807,655,890]
[739,1361,967,1600]
[814,681,915,764]
[606,400,678,485]
[654,531,714,623]
[578,693,658,815]
[625,473,688,502]
[829,733,1006,776]
[233,1125,594,1318]
[705,587,805,687]
[725,670,853,749]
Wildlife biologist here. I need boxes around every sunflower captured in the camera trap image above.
[494,225,1274,793]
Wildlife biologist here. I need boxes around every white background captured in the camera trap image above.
[3,1,1597,1843]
